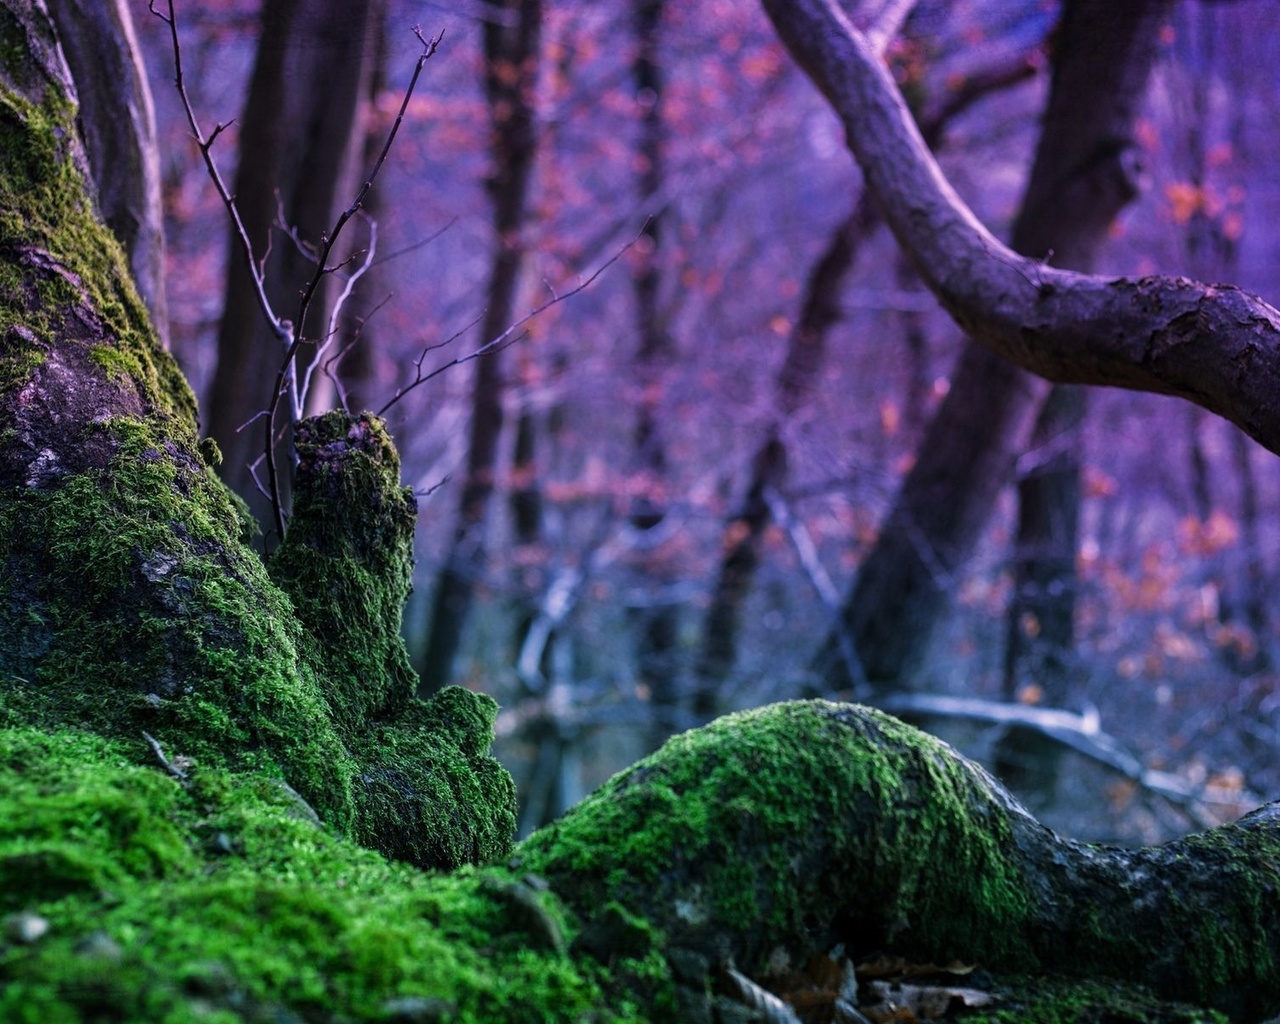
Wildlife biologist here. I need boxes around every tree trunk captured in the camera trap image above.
[695,47,1038,714]
[47,0,168,348]
[694,202,870,716]
[204,0,380,538]
[417,0,542,694]
[996,382,1085,803]
[332,3,389,417]
[809,0,1171,694]
[623,0,687,748]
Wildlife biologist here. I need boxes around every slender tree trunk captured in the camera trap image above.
[1003,392,1086,691]
[812,0,1172,695]
[332,2,390,417]
[47,0,168,348]
[1173,3,1270,675]
[897,254,931,436]
[996,383,1085,803]
[204,0,380,539]
[694,201,871,714]
[622,0,686,746]
[418,0,542,693]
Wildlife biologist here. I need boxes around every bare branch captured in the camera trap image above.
[762,486,869,695]
[876,693,1259,827]
[150,1,290,350]
[297,215,378,415]
[141,730,190,783]
[860,0,918,53]
[377,233,639,416]
[760,0,1280,458]
[262,26,445,542]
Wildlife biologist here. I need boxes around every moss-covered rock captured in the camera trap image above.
[519,701,1280,1022]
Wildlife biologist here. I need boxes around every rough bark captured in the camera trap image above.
[204,0,380,535]
[761,0,1280,459]
[809,0,1170,693]
[46,0,168,348]
[418,0,542,694]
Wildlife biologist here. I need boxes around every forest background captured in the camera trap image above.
[131,0,1280,845]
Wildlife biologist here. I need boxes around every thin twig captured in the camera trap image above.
[298,215,378,414]
[150,0,291,352]
[142,730,190,783]
[763,486,870,696]
[263,26,445,542]
[378,232,640,416]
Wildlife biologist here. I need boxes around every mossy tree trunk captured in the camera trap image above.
[3,4,1280,1023]
[0,0,513,873]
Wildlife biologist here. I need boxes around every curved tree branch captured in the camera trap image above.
[761,0,1280,457]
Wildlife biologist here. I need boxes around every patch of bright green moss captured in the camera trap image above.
[0,726,641,1024]
[519,701,1037,969]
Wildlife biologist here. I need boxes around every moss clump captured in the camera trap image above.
[354,688,517,868]
[269,410,419,728]
[518,701,1037,971]
[0,725,641,1024]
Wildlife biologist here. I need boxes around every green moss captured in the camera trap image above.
[1,409,515,871]
[0,726,639,1024]
[0,414,358,829]
[0,86,194,423]
[519,702,1036,969]
[959,974,1229,1024]
[269,411,418,727]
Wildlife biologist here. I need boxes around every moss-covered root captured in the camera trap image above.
[516,701,1280,1022]
[269,410,418,728]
